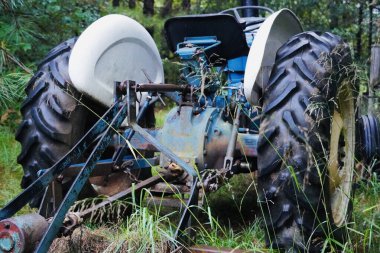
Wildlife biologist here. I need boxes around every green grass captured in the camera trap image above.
[0,124,379,252]
[0,125,23,207]
[348,176,380,252]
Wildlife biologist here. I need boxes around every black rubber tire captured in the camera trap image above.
[15,38,99,207]
[257,32,355,252]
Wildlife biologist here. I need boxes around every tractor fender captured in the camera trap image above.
[243,9,303,106]
[69,14,164,107]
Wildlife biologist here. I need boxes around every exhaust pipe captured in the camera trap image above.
[241,0,259,17]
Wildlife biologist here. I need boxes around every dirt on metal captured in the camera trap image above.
[48,226,109,252]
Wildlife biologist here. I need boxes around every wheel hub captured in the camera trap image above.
[328,81,355,227]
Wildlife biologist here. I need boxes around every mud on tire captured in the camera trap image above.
[257,32,356,252]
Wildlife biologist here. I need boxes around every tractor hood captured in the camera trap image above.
[69,14,164,107]
[243,9,303,106]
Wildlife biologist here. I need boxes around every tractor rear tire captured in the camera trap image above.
[257,32,356,252]
[15,38,101,207]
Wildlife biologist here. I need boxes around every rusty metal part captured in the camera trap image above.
[174,177,199,244]
[186,245,254,253]
[132,122,197,176]
[236,133,258,158]
[90,173,135,197]
[54,166,186,235]
[223,107,241,171]
[117,81,191,94]
[0,214,48,253]
[38,180,64,218]
[61,212,82,236]
[132,83,191,92]
[62,157,158,178]
[54,175,164,233]
[68,167,181,222]
[127,129,159,151]
[147,196,187,209]
[150,182,190,195]
[201,168,231,192]
[158,106,231,172]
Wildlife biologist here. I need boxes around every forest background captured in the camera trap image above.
[0,1,379,252]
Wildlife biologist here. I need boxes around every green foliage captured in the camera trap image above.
[0,1,379,252]
[0,0,103,114]
[0,126,23,207]
[0,0,376,114]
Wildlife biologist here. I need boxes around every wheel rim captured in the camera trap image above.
[328,80,356,227]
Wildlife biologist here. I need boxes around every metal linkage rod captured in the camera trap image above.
[223,106,241,171]
[113,95,154,168]
[174,177,199,245]
[0,101,121,220]
[35,97,130,253]
[119,82,190,93]
[78,175,163,219]
[131,123,197,176]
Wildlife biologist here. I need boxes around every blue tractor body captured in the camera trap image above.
[2,5,379,253]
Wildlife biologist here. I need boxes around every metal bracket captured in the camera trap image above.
[174,177,199,246]
[34,93,132,252]
[131,123,197,176]
[0,98,123,220]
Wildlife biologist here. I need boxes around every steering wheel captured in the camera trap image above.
[220,6,274,27]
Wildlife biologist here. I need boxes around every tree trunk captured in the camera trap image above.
[328,1,339,30]
[240,0,259,17]
[356,2,363,59]
[161,0,172,17]
[369,45,380,111]
[129,0,136,8]
[182,0,191,11]
[143,0,154,16]
[112,0,120,7]
[369,4,373,57]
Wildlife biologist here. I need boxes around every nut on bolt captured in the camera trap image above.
[167,163,184,177]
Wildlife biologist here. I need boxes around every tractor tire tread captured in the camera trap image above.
[16,38,88,198]
[258,32,353,252]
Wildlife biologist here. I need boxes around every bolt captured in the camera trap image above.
[125,160,134,167]
[214,129,221,136]
[0,233,14,252]
[56,175,64,182]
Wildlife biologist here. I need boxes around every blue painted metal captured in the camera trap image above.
[0,8,270,252]
[131,123,197,176]
[112,93,153,167]
[126,128,158,151]
[157,106,233,171]
[226,56,247,84]
[176,36,221,58]
[237,133,258,157]
[174,176,199,244]
[176,36,221,92]
[35,96,130,253]
[0,101,121,220]
[63,157,158,178]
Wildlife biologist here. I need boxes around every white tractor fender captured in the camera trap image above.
[243,9,303,106]
[69,14,164,107]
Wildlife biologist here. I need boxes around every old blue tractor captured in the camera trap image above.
[0,4,379,253]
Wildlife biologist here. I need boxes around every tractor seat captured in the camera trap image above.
[164,14,249,61]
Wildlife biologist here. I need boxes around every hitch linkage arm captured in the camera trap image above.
[33,94,133,252]
[0,99,123,221]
